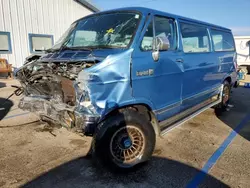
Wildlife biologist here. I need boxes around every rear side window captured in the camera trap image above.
[141,16,177,51]
[210,30,235,52]
[180,22,210,53]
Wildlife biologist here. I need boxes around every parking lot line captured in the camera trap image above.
[187,114,250,188]
[2,112,30,120]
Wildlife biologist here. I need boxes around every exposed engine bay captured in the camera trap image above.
[15,55,100,134]
[15,48,133,136]
[17,60,94,105]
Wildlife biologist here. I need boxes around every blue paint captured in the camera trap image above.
[124,139,132,148]
[2,112,30,120]
[238,72,244,80]
[244,83,250,88]
[187,114,250,188]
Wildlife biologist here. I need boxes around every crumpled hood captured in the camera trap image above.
[39,48,127,63]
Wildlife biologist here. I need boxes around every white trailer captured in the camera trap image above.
[234,36,250,73]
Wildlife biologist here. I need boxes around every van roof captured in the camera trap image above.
[93,7,231,32]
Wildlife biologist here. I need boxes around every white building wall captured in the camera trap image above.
[0,0,93,68]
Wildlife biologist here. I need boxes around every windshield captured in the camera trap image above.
[52,12,141,50]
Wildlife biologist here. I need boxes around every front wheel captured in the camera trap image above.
[91,109,156,171]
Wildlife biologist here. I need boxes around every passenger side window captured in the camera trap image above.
[180,23,210,53]
[141,16,177,51]
[210,29,235,52]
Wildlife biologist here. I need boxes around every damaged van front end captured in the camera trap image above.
[15,10,141,136]
[15,54,100,135]
[15,49,134,136]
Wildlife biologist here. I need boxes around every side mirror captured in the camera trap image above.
[152,36,170,61]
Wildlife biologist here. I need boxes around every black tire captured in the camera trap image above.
[91,109,156,171]
[247,65,250,75]
[215,80,231,115]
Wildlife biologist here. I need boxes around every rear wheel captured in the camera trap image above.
[215,80,231,115]
[92,109,156,171]
[222,81,231,108]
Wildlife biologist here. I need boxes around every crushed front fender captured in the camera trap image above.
[77,49,135,121]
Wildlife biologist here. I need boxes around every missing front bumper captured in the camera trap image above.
[19,96,100,136]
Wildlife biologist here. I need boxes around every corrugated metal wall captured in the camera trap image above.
[0,0,93,68]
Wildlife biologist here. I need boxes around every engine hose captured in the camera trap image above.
[1,86,24,107]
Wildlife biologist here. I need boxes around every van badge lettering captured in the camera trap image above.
[136,69,154,76]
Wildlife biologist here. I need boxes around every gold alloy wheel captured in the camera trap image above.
[110,125,145,165]
[223,85,230,105]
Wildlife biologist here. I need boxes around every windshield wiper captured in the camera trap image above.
[45,48,58,53]
[45,38,73,53]
[90,45,124,49]
[61,46,93,52]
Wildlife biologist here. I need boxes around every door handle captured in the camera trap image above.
[176,58,184,63]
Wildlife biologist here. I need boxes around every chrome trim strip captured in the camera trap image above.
[154,85,221,115]
[182,85,220,103]
[153,101,181,115]
[160,99,221,136]
[159,95,218,128]
[160,84,223,136]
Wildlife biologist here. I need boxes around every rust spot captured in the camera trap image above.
[61,76,76,106]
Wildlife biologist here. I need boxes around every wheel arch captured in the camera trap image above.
[222,72,232,85]
[100,103,160,136]
[224,76,232,84]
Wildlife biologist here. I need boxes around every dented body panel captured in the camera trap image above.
[78,49,137,117]
[15,47,144,135]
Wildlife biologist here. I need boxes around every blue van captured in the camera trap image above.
[16,7,237,170]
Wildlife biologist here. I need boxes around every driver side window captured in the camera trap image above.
[141,21,153,51]
[141,16,177,51]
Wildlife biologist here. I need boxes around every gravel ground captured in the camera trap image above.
[0,77,250,188]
